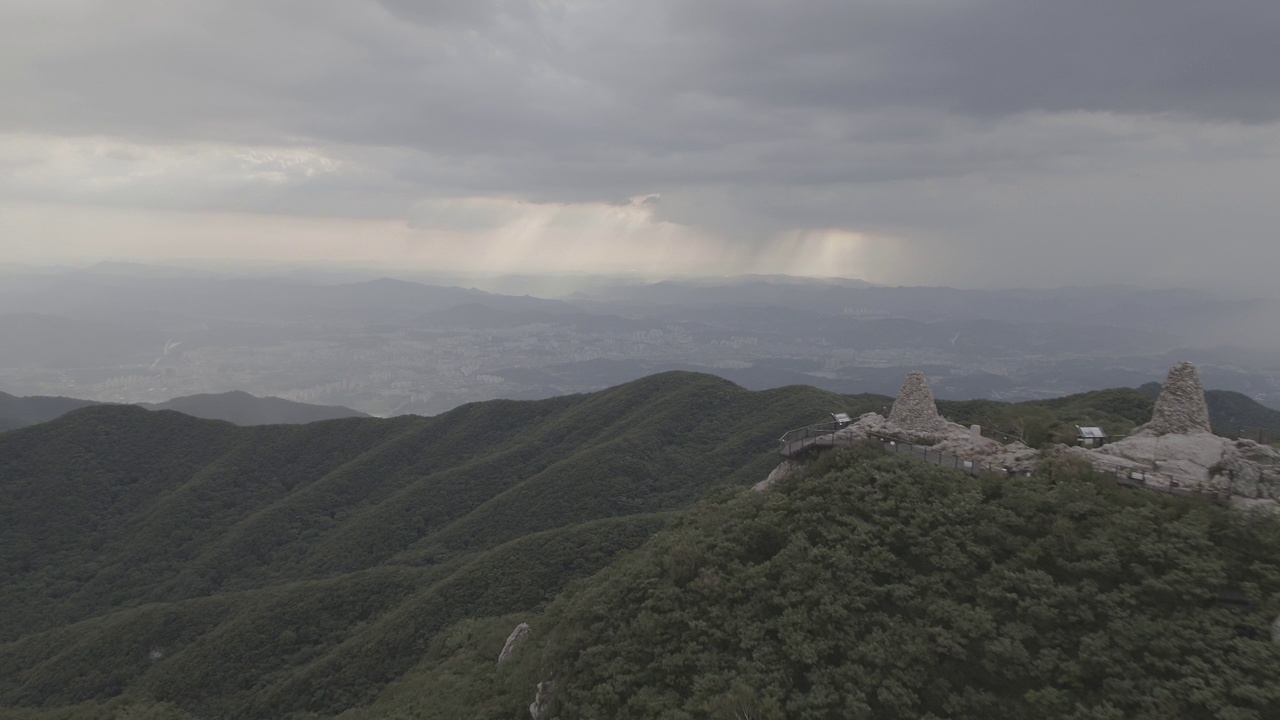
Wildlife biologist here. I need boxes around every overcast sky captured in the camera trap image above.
[2,0,1278,288]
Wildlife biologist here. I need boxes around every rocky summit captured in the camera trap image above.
[1057,362,1280,508]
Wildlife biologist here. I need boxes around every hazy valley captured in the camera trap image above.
[3,265,1279,417]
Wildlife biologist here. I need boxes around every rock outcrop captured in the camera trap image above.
[754,460,801,492]
[529,679,556,720]
[929,432,1041,474]
[1142,361,1212,435]
[759,369,1044,488]
[763,363,1278,509]
[498,623,531,664]
[758,408,1040,489]
[1067,430,1280,500]
[1058,362,1280,507]
[888,371,948,437]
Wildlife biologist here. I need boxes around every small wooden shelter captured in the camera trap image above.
[1076,426,1109,447]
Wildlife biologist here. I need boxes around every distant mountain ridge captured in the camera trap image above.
[4,381,1278,435]
[0,392,100,427]
[5,269,1280,414]
[140,391,371,425]
[0,390,367,429]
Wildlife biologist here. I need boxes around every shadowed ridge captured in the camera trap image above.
[145,391,370,425]
[0,390,102,426]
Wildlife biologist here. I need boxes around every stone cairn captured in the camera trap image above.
[888,371,947,436]
[1143,361,1212,435]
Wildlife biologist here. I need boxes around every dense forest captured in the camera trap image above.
[0,373,850,718]
[1,373,1277,718]
[499,449,1280,719]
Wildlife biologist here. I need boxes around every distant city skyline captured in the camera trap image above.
[3,1,1279,290]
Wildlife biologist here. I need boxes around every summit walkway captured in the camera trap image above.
[778,422,1010,475]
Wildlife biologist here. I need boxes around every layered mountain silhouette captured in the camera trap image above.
[0,390,366,430]
[139,391,370,425]
[0,391,99,426]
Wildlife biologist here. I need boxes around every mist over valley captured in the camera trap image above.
[3,264,1278,419]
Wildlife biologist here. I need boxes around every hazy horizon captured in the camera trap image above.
[2,258,1276,300]
[3,261,1279,418]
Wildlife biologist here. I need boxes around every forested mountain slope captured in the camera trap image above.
[0,372,851,719]
[423,449,1280,719]
[4,372,1279,719]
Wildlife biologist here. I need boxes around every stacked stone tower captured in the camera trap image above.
[888,371,947,435]
[1143,361,1212,435]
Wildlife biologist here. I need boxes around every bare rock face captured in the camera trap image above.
[754,460,801,492]
[1142,362,1212,436]
[1058,362,1280,505]
[1067,428,1280,506]
[932,435,1041,474]
[498,622,531,664]
[819,410,1031,467]
[529,679,556,720]
[888,371,947,437]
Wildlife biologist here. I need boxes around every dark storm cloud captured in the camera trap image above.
[660,0,1280,121]
[7,1,1277,145]
[2,0,1279,287]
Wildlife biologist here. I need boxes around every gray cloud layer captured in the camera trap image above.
[3,0,1279,287]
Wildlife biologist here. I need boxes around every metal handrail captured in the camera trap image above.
[778,421,841,446]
